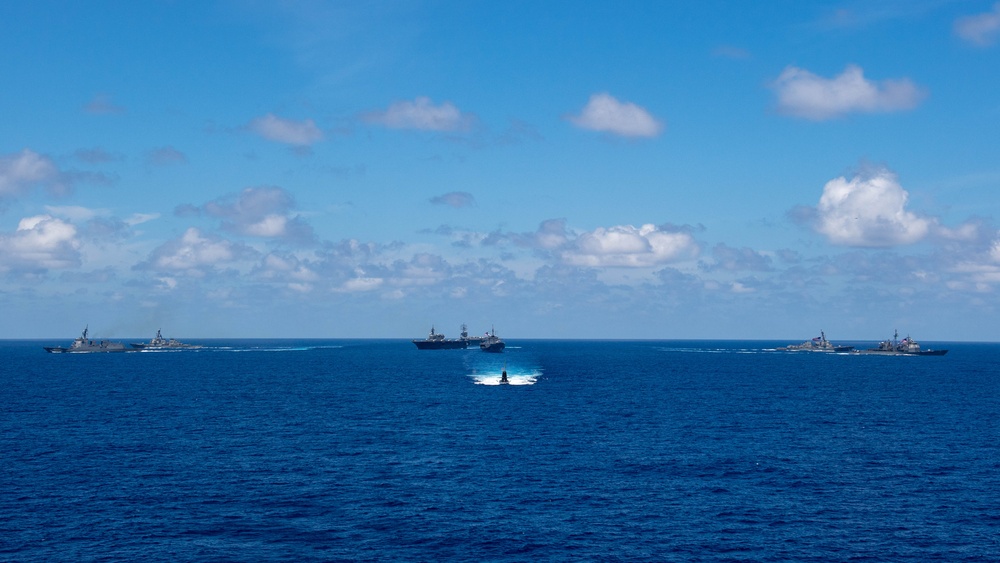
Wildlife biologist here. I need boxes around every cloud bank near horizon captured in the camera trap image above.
[3,2,998,339]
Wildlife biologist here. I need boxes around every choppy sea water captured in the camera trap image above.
[2,339,999,561]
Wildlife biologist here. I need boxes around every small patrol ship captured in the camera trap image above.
[480,327,505,353]
[44,326,127,353]
[412,324,484,350]
[131,329,201,350]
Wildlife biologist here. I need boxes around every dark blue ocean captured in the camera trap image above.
[2,339,999,562]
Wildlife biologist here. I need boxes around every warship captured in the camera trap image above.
[777,331,853,352]
[479,327,505,353]
[854,330,948,356]
[412,324,484,350]
[131,329,201,350]
[44,326,127,353]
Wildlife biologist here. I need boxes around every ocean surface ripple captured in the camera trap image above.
[2,339,999,561]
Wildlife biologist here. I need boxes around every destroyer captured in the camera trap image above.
[131,329,201,350]
[778,331,853,352]
[480,327,505,353]
[44,326,127,353]
[854,330,948,356]
[412,324,485,350]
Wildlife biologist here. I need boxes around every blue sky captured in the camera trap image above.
[2,0,1000,340]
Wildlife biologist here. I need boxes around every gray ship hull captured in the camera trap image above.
[131,330,200,350]
[44,327,127,353]
[412,324,485,350]
[853,348,948,356]
[480,340,505,353]
[851,331,948,356]
[479,327,505,353]
[42,327,128,354]
[413,339,469,350]
[45,344,127,353]
[777,331,852,352]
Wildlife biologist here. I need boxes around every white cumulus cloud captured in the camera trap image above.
[991,239,1000,263]
[568,93,664,138]
[535,219,571,250]
[141,227,256,274]
[256,253,319,282]
[338,276,385,292]
[244,214,290,238]
[955,3,1000,46]
[251,253,320,293]
[44,205,107,222]
[562,224,699,267]
[771,65,924,120]
[249,114,323,146]
[0,149,62,197]
[202,186,315,244]
[0,215,81,272]
[366,97,474,131]
[814,166,933,247]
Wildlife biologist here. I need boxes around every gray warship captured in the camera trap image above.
[131,329,201,350]
[44,326,127,353]
[853,330,948,356]
[479,327,505,353]
[777,331,853,352]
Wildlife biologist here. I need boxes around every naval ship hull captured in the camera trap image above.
[412,324,484,350]
[412,339,470,350]
[852,331,948,356]
[44,345,127,353]
[480,340,505,353]
[854,349,948,356]
[44,327,127,353]
[478,327,505,353]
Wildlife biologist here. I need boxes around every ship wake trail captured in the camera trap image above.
[470,369,541,386]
